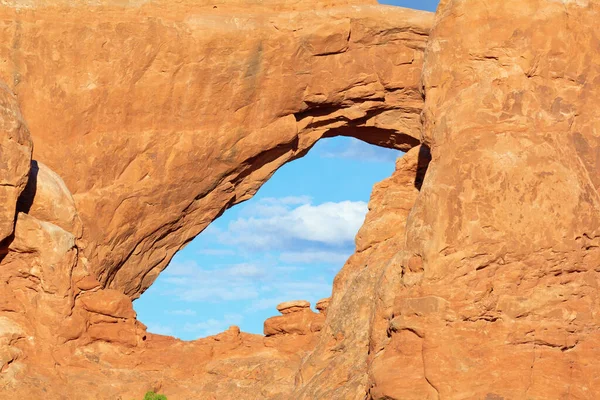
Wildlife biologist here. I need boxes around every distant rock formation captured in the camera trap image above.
[316,298,330,315]
[1,0,600,399]
[264,300,325,336]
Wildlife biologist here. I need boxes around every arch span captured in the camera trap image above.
[133,135,404,338]
[0,2,433,298]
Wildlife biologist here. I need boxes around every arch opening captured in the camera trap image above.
[134,136,405,339]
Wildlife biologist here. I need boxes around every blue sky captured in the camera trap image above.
[133,0,439,340]
[382,0,439,11]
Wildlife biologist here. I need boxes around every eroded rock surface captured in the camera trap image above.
[367,0,600,398]
[265,300,325,336]
[293,144,428,400]
[0,85,32,243]
[0,0,432,300]
[2,0,600,399]
[0,0,432,398]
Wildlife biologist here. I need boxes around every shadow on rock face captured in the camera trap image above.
[0,234,12,263]
[16,160,39,215]
[414,144,431,190]
[0,160,39,263]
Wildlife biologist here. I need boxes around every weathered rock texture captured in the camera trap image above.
[2,0,600,398]
[0,0,433,398]
[0,84,31,243]
[0,0,430,300]
[291,144,428,400]
[368,1,600,398]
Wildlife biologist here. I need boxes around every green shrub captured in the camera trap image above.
[143,391,167,400]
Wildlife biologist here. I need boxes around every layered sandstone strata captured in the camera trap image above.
[0,0,431,299]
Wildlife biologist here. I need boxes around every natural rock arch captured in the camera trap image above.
[3,0,600,399]
[0,2,433,399]
[0,1,432,300]
[132,134,408,340]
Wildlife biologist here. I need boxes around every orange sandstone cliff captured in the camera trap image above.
[1,0,600,399]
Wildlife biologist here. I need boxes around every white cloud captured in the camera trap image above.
[163,276,260,302]
[245,279,332,313]
[274,196,313,205]
[279,250,351,265]
[239,196,313,218]
[247,296,293,312]
[226,263,267,278]
[184,314,243,337]
[221,199,368,251]
[320,137,401,163]
[162,260,265,302]
[155,257,333,314]
[166,261,265,280]
[276,280,332,299]
[146,323,175,336]
[164,259,197,276]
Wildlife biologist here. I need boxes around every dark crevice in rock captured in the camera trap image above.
[414,144,431,190]
[0,233,13,263]
[2,161,38,263]
[15,159,39,214]
[293,105,342,121]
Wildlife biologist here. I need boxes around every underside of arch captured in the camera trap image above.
[0,1,433,298]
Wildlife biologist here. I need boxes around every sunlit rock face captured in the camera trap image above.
[367,0,600,398]
[0,0,430,299]
[0,0,432,398]
[0,84,32,243]
[2,0,600,398]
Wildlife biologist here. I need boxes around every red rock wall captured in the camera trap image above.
[367,1,600,398]
[0,1,433,399]
[2,0,600,399]
[0,1,431,299]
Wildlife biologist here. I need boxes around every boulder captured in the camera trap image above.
[265,301,325,336]
[276,300,311,314]
[79,289,136,320]
[315,298,330,314]
[16,161,82,238]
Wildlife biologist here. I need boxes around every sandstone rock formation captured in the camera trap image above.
[0,0,431,300]
[1,0,600,398]
[264,300,325,336]
[0,84,31,243]
[0,0,432,398]
[315,298,330,314]
[294,144,428,399]
[369,1,600,398]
